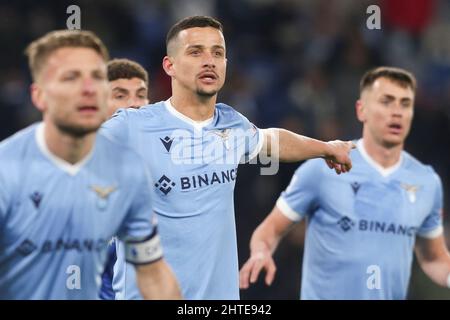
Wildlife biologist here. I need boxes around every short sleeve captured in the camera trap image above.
[237,113,264,164]
[276,160,321,222]
[417,171,444,238]
[117,157,163,265]
[117,162,156,242]
[100,108,131,146]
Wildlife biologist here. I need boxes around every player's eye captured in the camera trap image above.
[93,72,106,80]
[61,73,78,81]
[401,101,412,108]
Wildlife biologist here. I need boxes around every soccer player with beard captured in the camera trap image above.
[0,30,180,299]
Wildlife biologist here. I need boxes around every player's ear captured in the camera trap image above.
[162,56,175,77]
[355,99,366,123]
[31,83,46,112]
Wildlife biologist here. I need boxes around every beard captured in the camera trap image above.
[54,117,102,138]
[196,87,218,97]
[57,122,99,137]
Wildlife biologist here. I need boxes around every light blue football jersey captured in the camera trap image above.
[0,123,158,300]
[277,139,443,300]
[101,100,263,299]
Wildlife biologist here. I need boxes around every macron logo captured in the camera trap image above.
[351,182,360,195]
[160,136,174,152]
[30,191,43,209]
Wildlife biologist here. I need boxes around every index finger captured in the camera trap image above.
[345,160,352,171]
[239,261,255,289]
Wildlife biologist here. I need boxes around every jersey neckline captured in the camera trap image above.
[164,99,215,131]
[35,122,94,176]
[357,138,403,178]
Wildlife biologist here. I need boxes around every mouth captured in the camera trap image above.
[77,105,99,115]
[198,72,218,83]
[387,123,403,134]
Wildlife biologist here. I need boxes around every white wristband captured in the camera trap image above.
[446,273,450,288]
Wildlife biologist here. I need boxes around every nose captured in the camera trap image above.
[126,96,145,108]
[127,99,139,108]
[392,102,403,118]
[81,77,96,96]
[202,52,215,68]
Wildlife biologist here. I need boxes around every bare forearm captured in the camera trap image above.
[250,223,282,256]
[240,208,294,288]
[420,258,450,287]
[265,128,329,162]
[136,261,182,299]
[250,209,293,256]
[415,236,450,287]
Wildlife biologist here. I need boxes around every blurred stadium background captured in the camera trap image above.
[1,0,449,299]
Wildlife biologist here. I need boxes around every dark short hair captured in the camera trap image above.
[166,15,223,52]
[107,58,148,86]
[360,66,417,93]
[25,30,109,81]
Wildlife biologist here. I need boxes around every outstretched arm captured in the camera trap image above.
[415,235,450,287]
[240,206,295,289]
[135,259,183,299]
[261,128,355,174]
